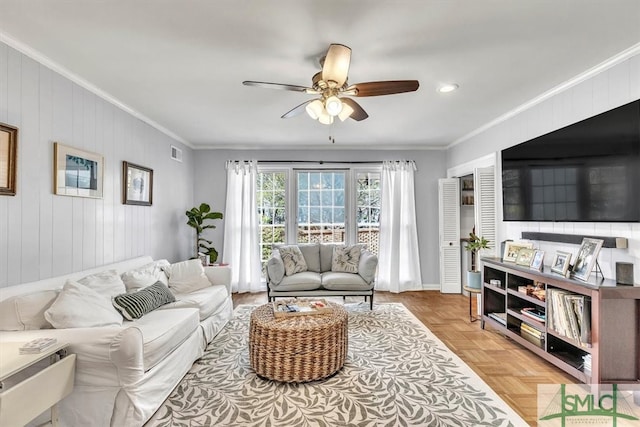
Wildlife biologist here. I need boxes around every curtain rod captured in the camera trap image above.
[256,160,384,164]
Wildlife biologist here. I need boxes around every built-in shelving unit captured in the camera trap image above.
[481,257,640,384]
[460,174,474,206]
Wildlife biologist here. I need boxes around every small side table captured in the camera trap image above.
[463,286,482,322]
[0,341,76,426]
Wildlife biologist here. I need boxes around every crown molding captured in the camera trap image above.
[448,42,640,149]
[0,31,191,148]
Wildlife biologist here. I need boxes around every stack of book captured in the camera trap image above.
[520,307,546,323]
[488,312,507,326]
[547,289,592,347]
[520,322,544,346]
[19,337,57,354]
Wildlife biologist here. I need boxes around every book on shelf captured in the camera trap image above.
[273,299,332,317]
[520,307,546,322]
[520,322,544,339]
[488,312,507,326]
[547,289,592,347]
[19,337,58,354]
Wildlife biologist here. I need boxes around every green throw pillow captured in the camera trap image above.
[112,281,175,320]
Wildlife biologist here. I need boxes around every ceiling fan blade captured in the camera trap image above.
[281,99,315,119]
[243,80,311,92]
[341,98,368,121]
[321,44,351,86]
[349,80,419,97]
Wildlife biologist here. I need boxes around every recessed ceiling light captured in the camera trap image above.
[438,83,459,93]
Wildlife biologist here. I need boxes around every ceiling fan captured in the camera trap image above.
[242,44,419,125]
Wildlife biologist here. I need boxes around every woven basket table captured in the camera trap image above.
[249,301,348,383]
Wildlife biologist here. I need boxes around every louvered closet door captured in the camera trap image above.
[474,166,497,258]
[438,178,461,293]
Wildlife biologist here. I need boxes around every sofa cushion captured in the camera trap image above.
[165,259,211,294]
[121,260,170,292]
[45,280,123,328]
[319,244,336,272]
[161,285,229,321]
[128,308,200,371]
[0,290,58,331]
[269,271,322,291]
[278,245,308,276]
[321,272,373,291]
[358,250,378,284]
[332,245,362,273]
[266,250,285,284]
[297,243,321,273]
[112,282,176,320]
[78,269,126,299]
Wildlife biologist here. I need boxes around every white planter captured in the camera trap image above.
[467,270,482,289]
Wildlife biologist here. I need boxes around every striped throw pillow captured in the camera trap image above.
[112,282,175,320]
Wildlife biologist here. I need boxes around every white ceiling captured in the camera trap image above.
[0,1,639,150]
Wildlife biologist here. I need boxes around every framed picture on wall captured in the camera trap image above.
[0,122,18,196]
[123,161,153,206]
[54,142,104,198]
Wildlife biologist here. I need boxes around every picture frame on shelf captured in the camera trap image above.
[530,250,545,271]
[0,122,18,196]
[572,238,604,282]
[515,248,535,266]
[502,241,534,263]
[551,251,572,276]
[54,142,103,198]
[123,161,153,206]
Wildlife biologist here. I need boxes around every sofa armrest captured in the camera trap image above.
[266,252,285,285]
[204,266,232,295]
[358,250,378,284]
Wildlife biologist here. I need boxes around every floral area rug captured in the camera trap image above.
[146,303,527,426]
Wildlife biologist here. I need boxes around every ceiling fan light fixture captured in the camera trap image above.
[318,111,334,125]
[338,102,354,122]
[324,95,343,116]
[305,99,324,120]
[438,83,459,93]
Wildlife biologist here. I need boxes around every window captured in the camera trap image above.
[257,171,287,266]
[355,171,381,255]
[297,171,345,244]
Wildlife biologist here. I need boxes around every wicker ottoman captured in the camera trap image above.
[249,301,348,382]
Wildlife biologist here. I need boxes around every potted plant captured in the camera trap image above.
[465,231,491,289]
[186,203,223,264]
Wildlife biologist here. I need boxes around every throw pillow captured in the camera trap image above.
[121,260,170,292]
[278,245,308,276]
[44,280,123,328]
[331,245,362,273]
[78,269,127,299]
[112,281,176,320]
[165,259,212,294]
[0,290,59,331]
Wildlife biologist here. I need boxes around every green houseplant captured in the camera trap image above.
[186,203,223,264]
[464,231,491,289]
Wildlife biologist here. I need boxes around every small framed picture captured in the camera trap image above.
[502,241,534,263]
[515,248,535,266]
[54,142,103,198]
[123,161,153,206]
[551,251,572,276]
[529,250,545,271]
[0,122,18,196]
[572,238,604,282]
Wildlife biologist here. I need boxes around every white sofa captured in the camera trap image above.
[0,256,233,426]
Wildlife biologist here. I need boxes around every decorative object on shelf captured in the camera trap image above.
[186,203,223,263]
[464,231,491,289]
[54,142,103,198]
[515,248,535,266]
[551,251,572,276]
[502,241,533,263]
[572,238,604,282]
[122,161,153,206]
[530,250,545,271]
[0,122,18,196]
[615,262,634,285]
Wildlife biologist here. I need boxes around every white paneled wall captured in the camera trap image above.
[447,52,640,284]
[0,42,194,288]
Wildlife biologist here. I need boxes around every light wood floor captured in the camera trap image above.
[232,290,574,426]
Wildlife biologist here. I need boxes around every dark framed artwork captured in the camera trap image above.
[123,161,153,206]
[54,142,103,198]
[0,123,18,196]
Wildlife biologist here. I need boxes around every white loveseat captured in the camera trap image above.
[0,256,233,426]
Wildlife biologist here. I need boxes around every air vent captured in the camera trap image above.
[170,145,183,162]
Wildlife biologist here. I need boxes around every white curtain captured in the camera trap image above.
[222,160,263,293]
[377,160,423,292]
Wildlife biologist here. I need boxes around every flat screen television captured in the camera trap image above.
[502,99,640,222]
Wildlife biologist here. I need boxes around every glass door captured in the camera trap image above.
[296,171,346,244]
